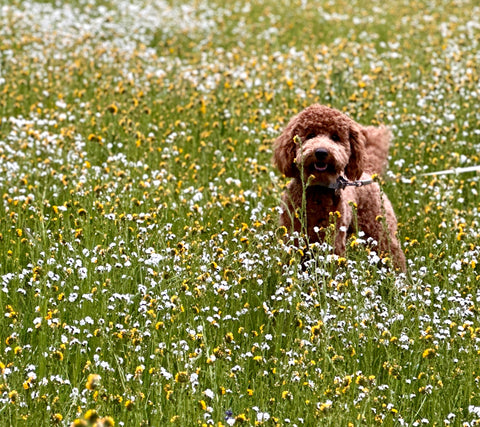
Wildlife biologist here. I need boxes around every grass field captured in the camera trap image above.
[1,0,480,425]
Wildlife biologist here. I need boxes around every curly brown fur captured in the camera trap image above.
[273,104,406,271]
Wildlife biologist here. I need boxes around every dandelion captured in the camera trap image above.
[99,417,115,427]
[85,374,101,391]
[422,348,436,359]
[50,413,63,424]
[52,350,64,361]
[8,390,19,403]
[175,371,188,383]
[84,409,99,422]
[106,103,119,114]
[235,413,247,423]
[318,400,333,413]
[134,365,144,378]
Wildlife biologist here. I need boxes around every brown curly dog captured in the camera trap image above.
[274,104,406,271]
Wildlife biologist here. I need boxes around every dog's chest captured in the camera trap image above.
[308,191,344,226]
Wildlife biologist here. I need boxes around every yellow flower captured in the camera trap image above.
[53,350,64,361]
[135,365,144,378]
[100,416,115,427]
[175,371,188,383]
[106,103,119,114]
[155,321,164,330]
[23,377,34,390]
[8,390,19,403]
[422,348,436,359]
[84,409,99,422]
[318,400,333,412]
[235,413,247,423]
[85,374,101,391]
[51,413,63,423]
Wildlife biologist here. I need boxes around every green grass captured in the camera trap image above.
[1,0,480,425]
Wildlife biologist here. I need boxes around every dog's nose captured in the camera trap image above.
[315,148,329,161]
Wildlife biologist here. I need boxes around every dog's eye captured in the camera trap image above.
[305,132,316,140]
[331,133,340,142]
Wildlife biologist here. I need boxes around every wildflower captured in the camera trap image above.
[106,103,119,114]
[23,376,34,390]
[318,400,333,413]
[422,348,436,359]
[51,413,63,424]
[204,389,214,399]
[85,374,101,391]
[155,321,165,330]
[310,321,323,340]
[235,413,247,423]
[99,417,115,427]
[8,390,19,403]
[175,371,188,383]
[84,409,99,422]
[135,365,144,378]
[53,350,64,361]
[4,334,14,346]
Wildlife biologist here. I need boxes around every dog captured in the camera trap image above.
[273,104,406,271]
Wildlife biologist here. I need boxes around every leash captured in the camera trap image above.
[399,165,480,183]
[316,164,480,190]
[327,175,374,190]
[307,175,375,190]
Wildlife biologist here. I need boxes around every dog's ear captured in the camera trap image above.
[273,123,298,178]
[345,125,366,181]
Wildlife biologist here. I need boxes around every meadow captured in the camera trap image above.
[1,0,480,425]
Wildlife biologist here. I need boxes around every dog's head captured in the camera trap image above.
[273,104,366,186]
